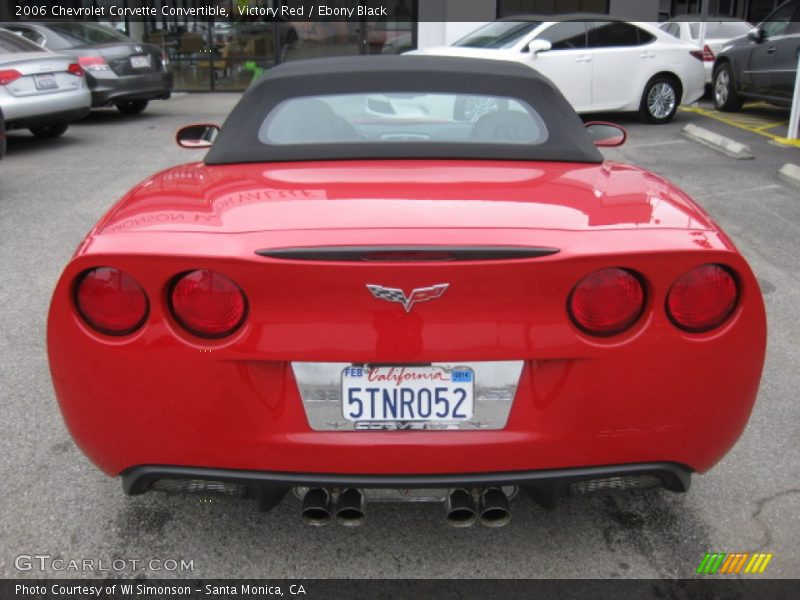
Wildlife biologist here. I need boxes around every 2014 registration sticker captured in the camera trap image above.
[342,365,474,423]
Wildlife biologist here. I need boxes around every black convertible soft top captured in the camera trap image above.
[204,55,603,165]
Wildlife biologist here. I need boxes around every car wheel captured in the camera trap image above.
[29,124,69,139]
[115,100,149,115]
[639,76,680,124]
[712,63,743,112]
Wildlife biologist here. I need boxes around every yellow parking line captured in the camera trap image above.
[752,121,787,132]
[680,105,796,144]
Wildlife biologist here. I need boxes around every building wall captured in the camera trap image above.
[417,0,495,49]
[609,0,660,20]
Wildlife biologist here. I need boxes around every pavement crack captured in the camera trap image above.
[751,488,800,549]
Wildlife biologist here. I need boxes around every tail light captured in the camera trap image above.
[78,55,110,71]
[67,63,84,77]
[689,50,704,61]
[0,69,22,86]
[702,45,715,61]
[75,267,149,335]
[667,264,738,332]
[170,269,247,338]
[161,51,169,70]
[568,268,645,336]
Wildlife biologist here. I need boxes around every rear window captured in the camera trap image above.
[689,21,752,39]
[0,30,42,53]
[454,21,542,49]
[257,93,549,146]
[47,23,130,46]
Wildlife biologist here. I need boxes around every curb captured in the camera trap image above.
[777,163,800,187]
[681,124,755,159]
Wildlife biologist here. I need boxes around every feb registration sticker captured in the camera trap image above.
[341,365,474,423]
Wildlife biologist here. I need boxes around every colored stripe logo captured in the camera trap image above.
[696,552,773,574]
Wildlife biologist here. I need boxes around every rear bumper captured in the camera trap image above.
[1,88,91,126]
[87,71,173,106]
[48,242,766,479]
[5,106,90,130]
[682,66,707,105]
[122,462,692,508]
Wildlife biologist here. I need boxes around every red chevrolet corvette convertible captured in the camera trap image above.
[48,56,766,527]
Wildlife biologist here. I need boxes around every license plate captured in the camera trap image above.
[341,365,474,422]
[34,73,58,90]
[130,55,151,69]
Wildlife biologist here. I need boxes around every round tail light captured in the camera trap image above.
[568,268,645,336]
[75,267,148,335]
[667,264,738,332]
[170,270,247,338]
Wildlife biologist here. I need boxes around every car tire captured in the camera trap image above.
[639,75,680,124]
[29,124,69,139]
[115,100,149,115]
[712,62,743,112]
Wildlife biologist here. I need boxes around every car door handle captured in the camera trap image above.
[766,46,776,54]
[640,51,656,59]
[574,55,592,63]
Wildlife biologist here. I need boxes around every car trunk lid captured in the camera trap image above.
[0,53,80,97]
[96,160,716,236]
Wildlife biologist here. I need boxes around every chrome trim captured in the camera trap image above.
[292,361,524,431]
[366,283,448,313]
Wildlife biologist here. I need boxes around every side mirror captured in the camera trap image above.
[176,123,220,148]
[526,39,552,56]
[747,27,765,42]
[585,121,627,147]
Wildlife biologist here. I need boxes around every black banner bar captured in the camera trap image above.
[3,579,800,600]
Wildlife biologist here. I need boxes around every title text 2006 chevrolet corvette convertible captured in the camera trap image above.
[48,56,766,527]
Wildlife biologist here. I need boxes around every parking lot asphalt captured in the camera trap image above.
[0,94,798,580]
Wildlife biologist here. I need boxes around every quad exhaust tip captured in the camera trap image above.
[445,488,511,528]
[302,486,510,527]
[444,488,478,528]
[301,487,332,526]
[479,487,511,527]
[335,488,366,527]
[302,488,366,527]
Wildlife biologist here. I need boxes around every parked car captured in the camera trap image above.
[659,17,752,84]
[0,22,172,115]
[0,106,5,158]
[48,56,766,527]
[712,0,800,111]
[413,15,706,123]
[0,29,90,138]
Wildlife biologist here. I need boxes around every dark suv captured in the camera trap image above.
[712,0,800,111]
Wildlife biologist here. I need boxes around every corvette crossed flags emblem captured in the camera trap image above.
[366,284,449,313]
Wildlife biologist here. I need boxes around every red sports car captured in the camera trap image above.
[47,56,766,528]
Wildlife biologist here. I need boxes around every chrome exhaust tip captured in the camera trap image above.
[334,488,366,527]
[301,487,332,526]
[479,487,511,527]
[445,488,477,527]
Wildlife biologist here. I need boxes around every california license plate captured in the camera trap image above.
[130,55,151,69]
[34,73,58,90]
[341,365,474,422]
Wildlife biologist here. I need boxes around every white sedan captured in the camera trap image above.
[414,18,706,124]
[659,18,752,83]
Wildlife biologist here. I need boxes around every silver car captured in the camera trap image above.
[0,29,90,138]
